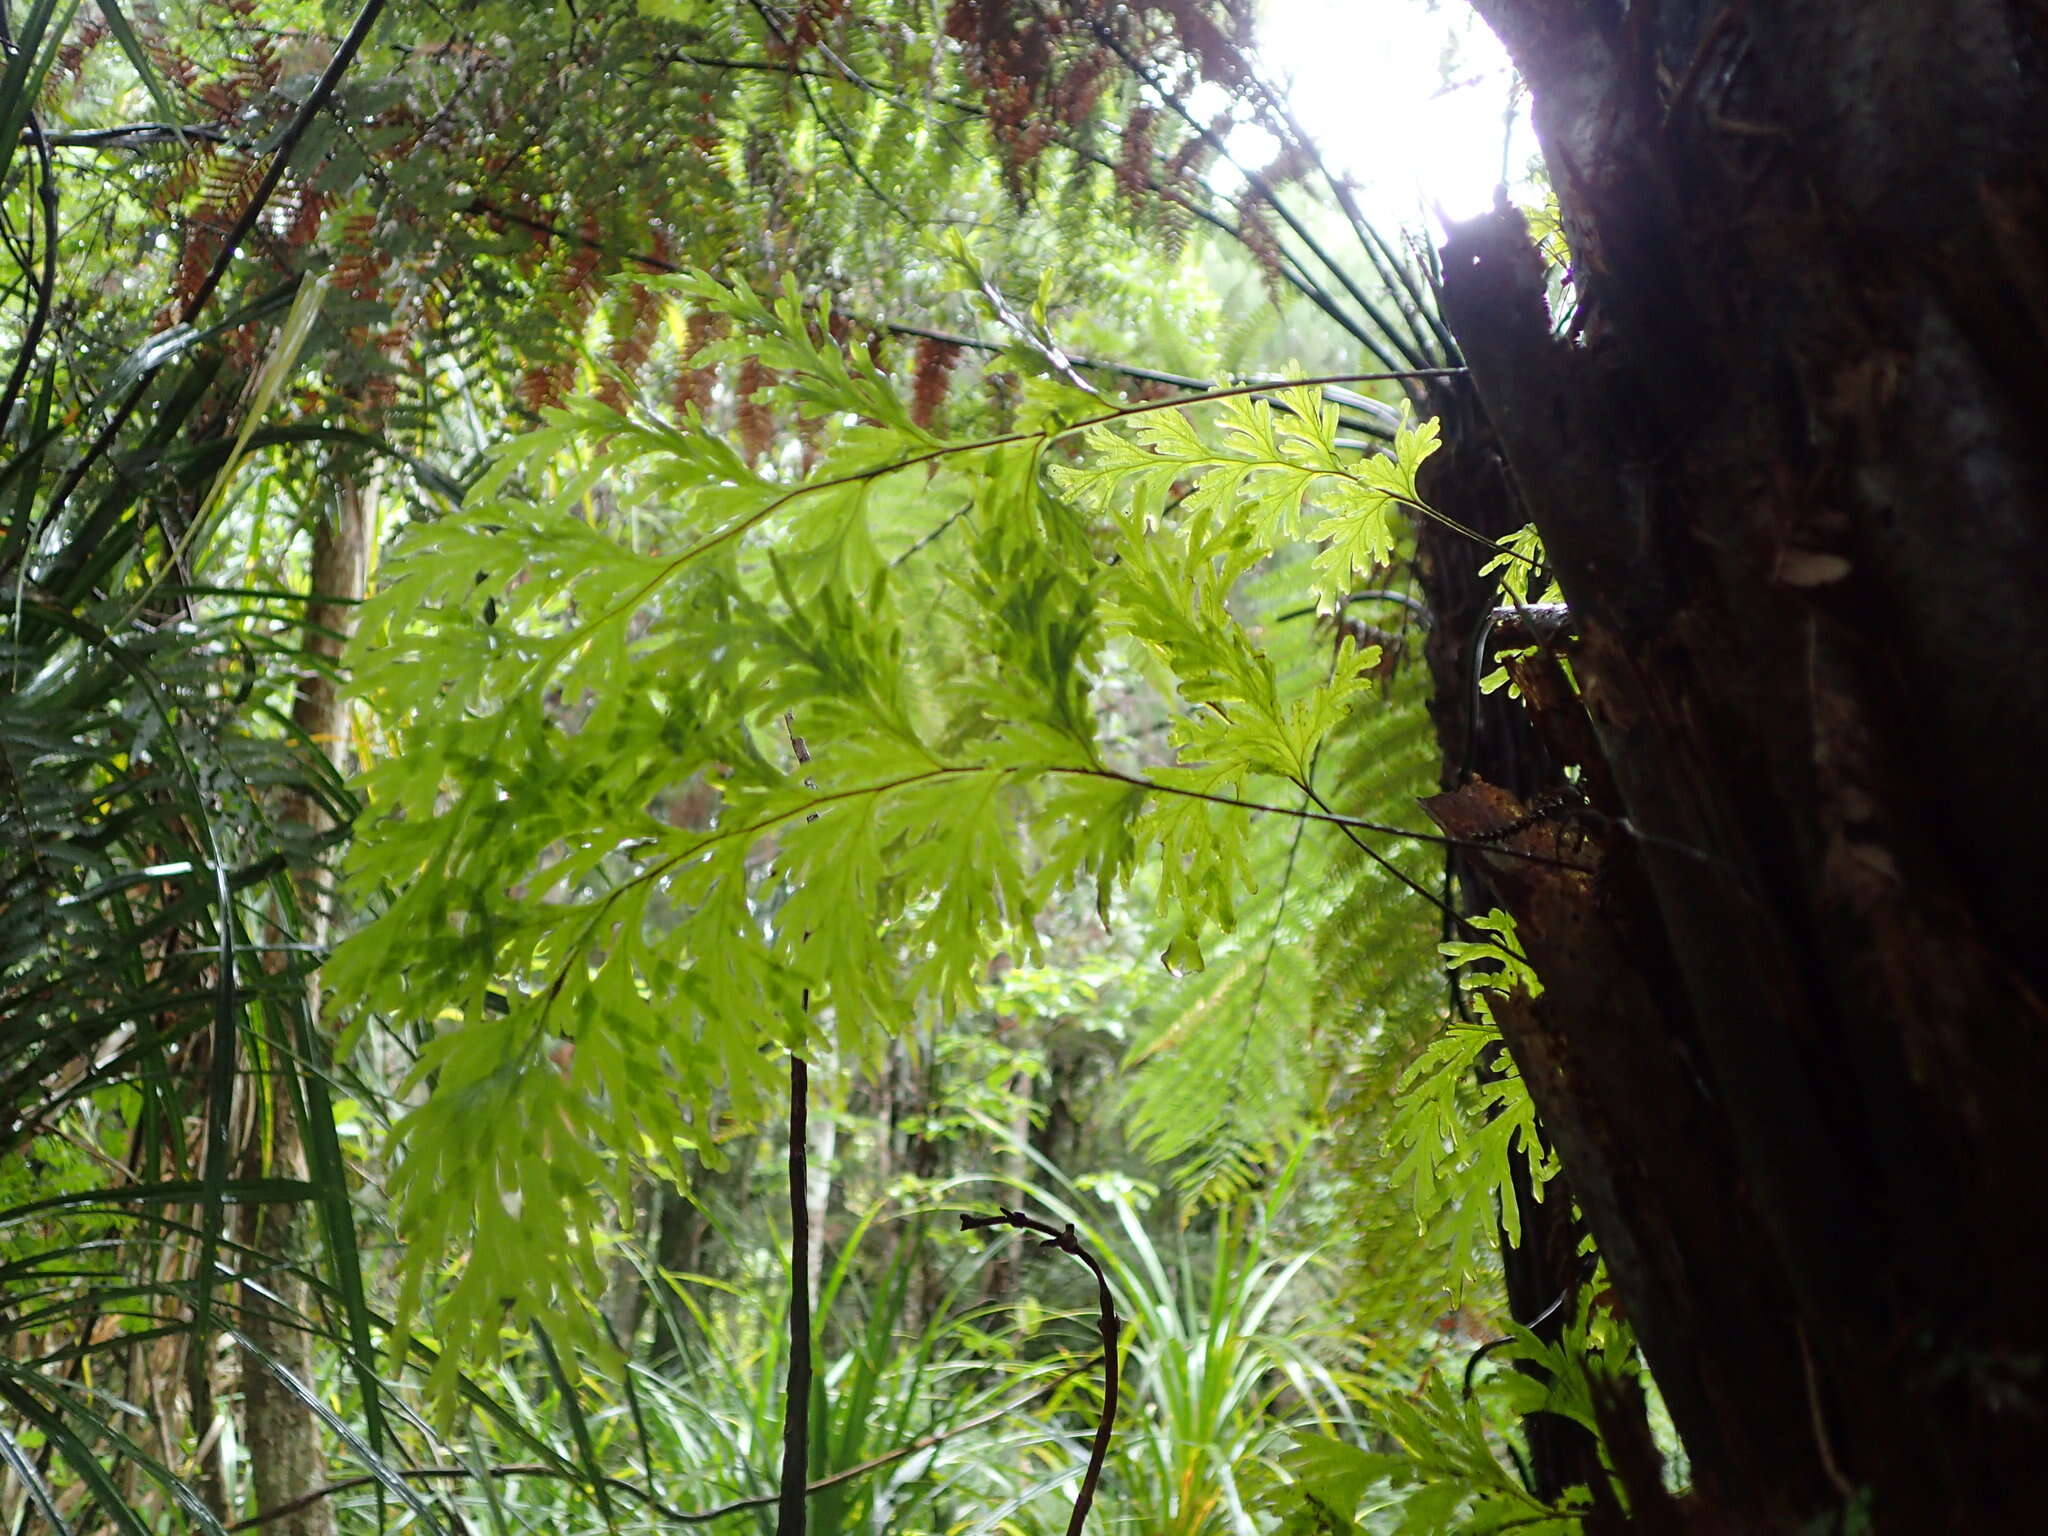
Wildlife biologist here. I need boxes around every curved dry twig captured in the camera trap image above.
[960,1207,1121,1536]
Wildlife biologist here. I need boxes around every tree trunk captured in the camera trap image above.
[1412,382,1613,1508]
[237,471,370,1536]
[1427,2,2048,1527]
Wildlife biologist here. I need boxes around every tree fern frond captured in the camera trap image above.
[1119,842,1316,1201]
[1118,629,1439,1202]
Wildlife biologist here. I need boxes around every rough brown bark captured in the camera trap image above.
[236,472,369,1536]
[1426,1,2048,1528]
[1411,386,1614,1508]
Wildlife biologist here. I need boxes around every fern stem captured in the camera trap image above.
[960,1209,1120,1535]
[777,1049,811,1536]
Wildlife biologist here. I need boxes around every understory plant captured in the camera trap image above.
[329,268,1447,1404]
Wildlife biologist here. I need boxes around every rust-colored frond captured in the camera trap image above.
[1235,193,1284,293]
[332,214,387,302]
[516,359,576,415]
[736,357,778,464]
[1150,0,1251,91]
[1117,105,1158,204]
[911,336,964,429]
[774,0,851,59]
[282,185,331,251]
[559,213,606,302]
[672,310,726,422]
[598,284,663,410]
[942,1,1251,197]
[54,18,108,83]
[1165,127,1218,186]
[614,286,662,376]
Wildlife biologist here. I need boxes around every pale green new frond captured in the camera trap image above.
[1379,911,1558,1277]
[1268,1374,1590,1535]
[1475,521,1568,695]
[1062,391,1440,614]
[339,277,1462,1401]
[336,285,1121,1401]
[1477,521,1563,610]
[658,269,933,446]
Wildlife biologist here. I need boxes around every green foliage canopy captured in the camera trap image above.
[331,270,1444,1400]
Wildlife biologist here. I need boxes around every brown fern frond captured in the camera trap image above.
[1166,129,1218,186]
[167,233,219,319]
[796,411,823,475]
[647,224,677,270]
[226,324,263,372]
[151,151,201,215]
[944,0,1259,199]
[1236,193,1284,295]
[244,26,281,92]
[516,358,575,415]
[357,355,400,414]
[607,284,662,387]
[1117,105,1158,205]
[560,213,605,302]
[910,336,964,429]
[672,311,725,422]
[776,0,851,59]
[736,357,777,464]
[198,152,263,219]
[282,185,330,250]
[54,19,108,84]
[333,213,385,301]
[138,9,200,94]
[1153,0,1248,90]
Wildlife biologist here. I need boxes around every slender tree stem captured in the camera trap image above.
[776,1049,811,1536]
[0,112,56,460]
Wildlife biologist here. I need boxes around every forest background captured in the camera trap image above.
[5,2,2044,1535]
